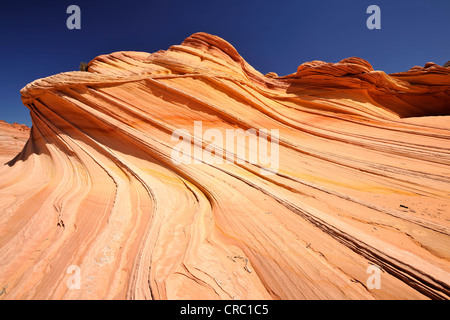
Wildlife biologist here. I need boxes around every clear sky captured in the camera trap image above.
[0,0,448,126]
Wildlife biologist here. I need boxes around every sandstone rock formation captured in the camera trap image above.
[0,120,30,164]
[1,32,450,299]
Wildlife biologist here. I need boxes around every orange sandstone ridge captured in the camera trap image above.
[1,32,450,299]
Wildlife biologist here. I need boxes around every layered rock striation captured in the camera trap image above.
[1,33,450,299]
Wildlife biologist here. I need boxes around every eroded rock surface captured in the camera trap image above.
[1,33,450,299]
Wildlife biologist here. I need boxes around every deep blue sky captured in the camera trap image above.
[0,0,448,126]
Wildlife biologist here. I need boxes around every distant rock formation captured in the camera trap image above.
[0,120,29,164]
[1,33,449,300]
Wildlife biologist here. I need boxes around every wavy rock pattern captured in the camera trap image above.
[1,33,450,299]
